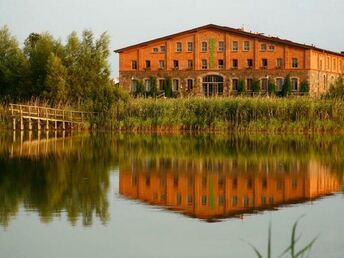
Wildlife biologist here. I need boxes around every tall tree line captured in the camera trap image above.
[0,25,119,112]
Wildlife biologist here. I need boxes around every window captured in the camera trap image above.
[159,79,166,91]
[243,41,250,51]
[232,78,239,91]
[176,194,182,205]
[201,41,208,52]
[159,60,165,69]
[153,47,158,53]
[187,195,193,206]
[145,60,151,69]
[243,196,249,207]
[276,58,283,68]
[275,78,284,92]
[131,80,138,92]
[261,78,268,91]
[261,43,267,51]
[232,41,238,51]
[327,57,330,69]
[232,177,238,188]
[232,59,238,68]
[292,178,298,190]
[160,46,166,53]
[262,196,267,205]
[176,42,182,52]
[319,60,323,70]
[144,79,151,92]
[131,60,137,70]
[247,78,253,91]
[201,195,207,206]
[173,60,179,69]
[188,60,193,69]
[218,41,225,51]
[292,58,298,68]
[172,79,179,91]
[334,59,336,70]
[218,59,224,69]
[247,59,253,68]
[268,45,275,52]
[187,79,193,91]
[219,196,225,206]
[232,196,238,206]
[291,78,298,91]
[201,59,208,69]
[187,42,193,52]
[262,58,268,68]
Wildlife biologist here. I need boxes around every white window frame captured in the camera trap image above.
[187,42,193,52]
[261,43,267,52]
[144,79,151,92]
[243,41,250,51]
[152,47,158,53]
[159,60,165,69]
[292,58,298,68]
[232,41,238,51]
[291,78,299,91]
[176,42,182,53]
[218,41,225,52]
[172,79,180,91]
[201,59,208,69]
[218,59,224,69]
[201,42,208,52]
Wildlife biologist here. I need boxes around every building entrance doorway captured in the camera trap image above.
[202,75,224,97]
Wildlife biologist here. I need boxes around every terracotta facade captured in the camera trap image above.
[115,24,344,97]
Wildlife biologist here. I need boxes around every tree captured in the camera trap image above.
[24,32,63,97]
[282,74,292,97]
[268,79,276,96]
[165,77,173,97]
[44,54,67,104]
[149,76,157,97]
[238,80,245,94]
[252,78,260,93]
[0,25,30,100]
[300,80,310,95]
[327,75,344,99]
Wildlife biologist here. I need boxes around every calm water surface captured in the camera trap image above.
[0,132,343,258]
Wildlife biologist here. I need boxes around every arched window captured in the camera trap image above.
[202,75,224,97]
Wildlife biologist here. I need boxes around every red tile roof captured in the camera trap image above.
[114,24,344,57]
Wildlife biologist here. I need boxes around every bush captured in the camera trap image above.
[282,74,292,97]
[300,80,310,94]
[327,75,344,99]
[238,80,245,94]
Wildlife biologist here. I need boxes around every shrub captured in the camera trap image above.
[282,74,292,97]
[238,80,245,94]
[300,80,310,94]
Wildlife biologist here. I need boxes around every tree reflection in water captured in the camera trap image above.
[0,133,343,226]
[0,133,117,227]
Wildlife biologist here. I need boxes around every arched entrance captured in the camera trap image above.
[202,75,224,97]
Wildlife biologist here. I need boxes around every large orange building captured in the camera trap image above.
[115,24,344,97]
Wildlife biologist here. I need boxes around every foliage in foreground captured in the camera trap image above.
[248,218,317,258]
[109,97,344,132]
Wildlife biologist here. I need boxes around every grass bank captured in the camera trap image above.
[110,97,344,132]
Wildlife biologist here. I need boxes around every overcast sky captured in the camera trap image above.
[1,0,343,77]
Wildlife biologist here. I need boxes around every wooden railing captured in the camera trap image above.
[10,104,96,123]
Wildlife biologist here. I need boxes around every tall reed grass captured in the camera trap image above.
[110,97,344,132]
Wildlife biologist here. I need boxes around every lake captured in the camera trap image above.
[0,132,343,258]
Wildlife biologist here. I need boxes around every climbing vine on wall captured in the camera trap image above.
[209,38,216,69]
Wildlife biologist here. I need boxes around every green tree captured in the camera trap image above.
[149,76,157,97]
[252,78,260,93]
[327,75,344,99]
[238,80,245,94]
[300,80,310,95]
[24,32,63,97]
[268,79,276,96]
[44,54,67,104]
[165,77,173,97]
[0,25,30,100]
[282,74,292,97]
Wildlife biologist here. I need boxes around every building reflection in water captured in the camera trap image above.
[119,159,342,221]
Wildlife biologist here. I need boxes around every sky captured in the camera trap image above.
[0,0,343,77]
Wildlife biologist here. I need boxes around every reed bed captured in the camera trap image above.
[111,97,344,132]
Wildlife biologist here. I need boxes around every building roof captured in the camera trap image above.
[114,24,344,57]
